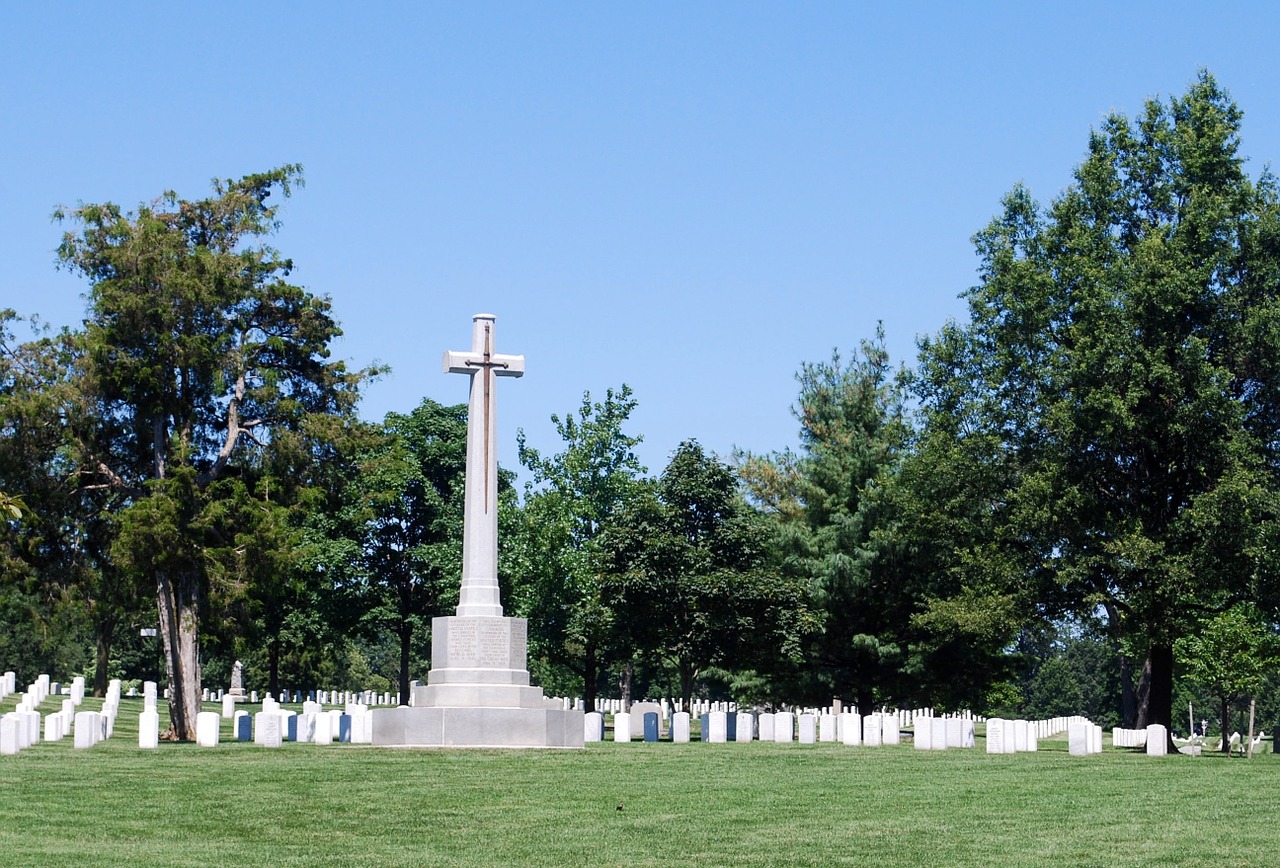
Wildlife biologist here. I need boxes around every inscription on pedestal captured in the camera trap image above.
[476,620,509,667]
[510,620,527,664]
[448,621,478,662]
[444,618,527,668]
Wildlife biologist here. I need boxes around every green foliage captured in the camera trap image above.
[53,167,371,734]
[599,440,812,708]
[0,492,27,521]
[513,386,645,707]
[739,329,915,712]
[0,311,134,691]
[1018,625,1123,727]
[909,71,1280,729]
[1176,603,1278,746]
[348,398,468,697]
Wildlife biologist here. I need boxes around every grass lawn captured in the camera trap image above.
[1,696,1274,866]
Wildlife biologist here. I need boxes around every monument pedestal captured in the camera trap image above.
[372,314,581,749]
[372,616,583,749]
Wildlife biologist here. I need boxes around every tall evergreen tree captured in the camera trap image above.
[740,329,911,713]
[55,167,367,738]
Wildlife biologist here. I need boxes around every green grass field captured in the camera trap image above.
[1,696,1274,866]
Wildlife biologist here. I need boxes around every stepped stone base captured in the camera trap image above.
[371,615,584,749]
[372,705,583,748]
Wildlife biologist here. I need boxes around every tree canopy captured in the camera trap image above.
[54,166,369,738]
[910,70,1280,742]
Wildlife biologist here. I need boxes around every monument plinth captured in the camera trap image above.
[373,314,584,749]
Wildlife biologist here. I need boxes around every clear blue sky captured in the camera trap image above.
[5,3,1280,480]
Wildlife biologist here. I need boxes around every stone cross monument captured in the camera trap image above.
[371,313,583,748]
[443,313,524,617]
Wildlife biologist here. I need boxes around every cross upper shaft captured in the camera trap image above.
[442,313,525,378]
[442,349,525,377]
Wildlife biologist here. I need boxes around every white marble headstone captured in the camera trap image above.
[882,715,900,745]
[930,717,948,751]
[1068,721,1090,756]
[613,711,632,743]
[1145,723,1168,756]
[986,718,1005,754]
[672,711,691,743]
[839,712,861,746]
[758,712,775,742]
[913,714,932,750]
[863,714,882,747]
[1013,719,1029,752]
[773,711,794,743]
[707,711,728,743]
[195,711,220,747]
[0,714,18,755]
[797,713,816,744]
[258,711,283,748]
[139,710,160,749]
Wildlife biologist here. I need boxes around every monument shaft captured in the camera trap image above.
[372,312,582,748]
[443,313,524,617]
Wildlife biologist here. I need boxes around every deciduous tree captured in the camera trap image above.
[912,71,1280,747]
[1176,604,1277,751]
[600,440,811,710]
[514,386,644,710]
[353,399,467,700]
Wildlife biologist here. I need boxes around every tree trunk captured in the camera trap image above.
[157,567,201,740]
[1220,696,1231,753]
[856,687,875,718]
[582,645,598,713]
[268,638,280,698]
[1146,644,1179,755]
[93,617,116,698]
[679,659,695,713]
[1120,654,1137,728]
[1134,655,1153,728]
[619,658,633,711]
[398,623,412,703]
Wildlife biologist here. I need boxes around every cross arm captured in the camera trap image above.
[442,350,525,377]
[444,350,480,374]
[493,354,525,377]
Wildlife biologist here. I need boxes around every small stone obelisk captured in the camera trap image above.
[371,313,583,748]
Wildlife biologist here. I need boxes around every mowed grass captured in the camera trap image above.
[0,697,1275,867]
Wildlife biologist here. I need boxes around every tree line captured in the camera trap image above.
[4,72,1280,749]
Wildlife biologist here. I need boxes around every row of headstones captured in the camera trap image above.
[1112,726,1148,748]
[1062,718,1173,756]
[589,698,983,732]
[216,694,367,721]
[1066,720,1106,756]
[593,698,742,716]
[586,710,980,748]
[158,702,377,750]
[195,687,400,707]
[72,679,123,749]
[983,718,1043,753]
[3,679,118,754]
[1109,723,1170,756]
[0,675,96,755]
[2,673,87,709]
